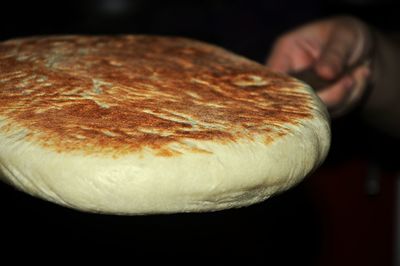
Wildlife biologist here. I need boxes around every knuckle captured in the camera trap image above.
[275,35,294,48]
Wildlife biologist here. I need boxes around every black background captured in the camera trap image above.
[0,0,399,264]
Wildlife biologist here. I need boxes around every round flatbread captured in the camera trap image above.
[0,35,330,214]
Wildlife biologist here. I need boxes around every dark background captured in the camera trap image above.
[0,0,399,264]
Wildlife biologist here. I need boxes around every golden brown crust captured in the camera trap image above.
[0,35,313,156]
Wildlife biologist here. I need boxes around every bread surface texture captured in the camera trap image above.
[0,35,330,214]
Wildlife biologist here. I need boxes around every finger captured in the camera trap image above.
[266,37,294,73]
[317,75,354,108]
[296,37,321,60]
[349,65,371,102]
[267,36,316,73]
[318,65,371,117]
[290,40,318,71]
[315,30,354,80]
[267,52,292,73]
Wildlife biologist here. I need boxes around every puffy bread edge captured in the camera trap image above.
[0,85,330,214]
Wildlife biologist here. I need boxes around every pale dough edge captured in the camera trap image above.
[0,85,330,215]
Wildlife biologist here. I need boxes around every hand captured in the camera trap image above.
[267,16,375,117]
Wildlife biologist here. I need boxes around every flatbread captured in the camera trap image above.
[0,35,330,214]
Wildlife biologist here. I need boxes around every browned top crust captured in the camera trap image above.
[0,35,313,156]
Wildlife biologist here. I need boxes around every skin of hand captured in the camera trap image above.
[266,16,375,117]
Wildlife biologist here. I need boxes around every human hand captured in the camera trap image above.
[267,16,375,117]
